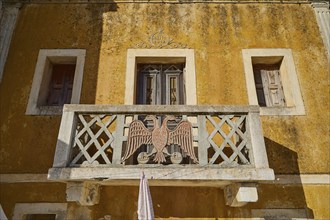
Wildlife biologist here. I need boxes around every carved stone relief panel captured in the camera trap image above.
[133,29,188,49]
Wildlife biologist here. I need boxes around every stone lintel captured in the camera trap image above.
[224,183,258,207]
[66,182,100,206]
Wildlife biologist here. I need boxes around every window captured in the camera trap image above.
[242,49,305,116]
[125,49,197,105]
[136,63,185,105]
[26,49,86,115]
[12,203,67,220]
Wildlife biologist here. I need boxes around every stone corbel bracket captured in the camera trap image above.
[224,183,258,207]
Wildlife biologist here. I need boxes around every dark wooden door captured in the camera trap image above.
[136,64,185,105]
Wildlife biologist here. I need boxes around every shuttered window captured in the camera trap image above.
[253,64,285,107]
[136,64,185,105]
[47,64,76,106]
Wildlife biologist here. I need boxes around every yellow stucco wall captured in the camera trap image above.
[0,2,329,219]
[1,184,329,219]
[0,183,67,218]
[1,2,329,174]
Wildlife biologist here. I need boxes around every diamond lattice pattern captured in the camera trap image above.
[70,114,116,166]
[207,115,250,166]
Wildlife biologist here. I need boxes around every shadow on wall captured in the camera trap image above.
[90,138,315,219]
[85,1,121,105]
[83,1,118,105]
[93,138,315,219]
[265,137,300,174]
[245,137,315,219]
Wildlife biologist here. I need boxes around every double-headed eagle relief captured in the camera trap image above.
[122,115,198,164]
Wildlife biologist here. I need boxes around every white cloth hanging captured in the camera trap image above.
[0,204,8,220]
[137,172,154,220]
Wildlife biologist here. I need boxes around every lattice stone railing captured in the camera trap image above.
[70,113,250,166]
[49,105,274,186]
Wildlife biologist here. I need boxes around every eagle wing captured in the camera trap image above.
[168,121,198,163]
[121,120,152,162]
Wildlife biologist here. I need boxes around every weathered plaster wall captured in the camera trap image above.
[92,184,329,219]
[2,184,327,219]
[0,2,329,219]
[0,4,104,173]
[1,2,328,174]
[303,185,330,219]
[0,183,67,218]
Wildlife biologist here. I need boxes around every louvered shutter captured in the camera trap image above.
[164,64,184,105]
[138,64,159,105]
[260,68,285,107]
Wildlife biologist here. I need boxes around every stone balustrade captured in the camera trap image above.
[48,104,274,186]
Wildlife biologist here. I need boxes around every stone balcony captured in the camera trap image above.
[48,104,274,206]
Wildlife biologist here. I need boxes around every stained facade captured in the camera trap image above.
[0,0,329,219]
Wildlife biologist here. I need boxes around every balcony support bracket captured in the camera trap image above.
[66,182,100,206]
[224,183,258,207]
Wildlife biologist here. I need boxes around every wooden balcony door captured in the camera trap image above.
[136,63,185,105]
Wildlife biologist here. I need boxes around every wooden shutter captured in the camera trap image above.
[253,69,267,107]
[47,64,75,106]
[137,64,159,105]
[163,64,184,105]
[137,63,184,105]
[143,74,157,105]
[260,68,285,107]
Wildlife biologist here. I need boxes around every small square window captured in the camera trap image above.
[242,49,305,116]
[26,49,86,115]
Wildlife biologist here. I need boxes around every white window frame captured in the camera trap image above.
[26,49,86,115]
[12,203,67,220]
[124,49,197,105]
[242,48,305,116]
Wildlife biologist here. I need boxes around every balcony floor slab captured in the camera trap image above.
[48,166,274,187]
